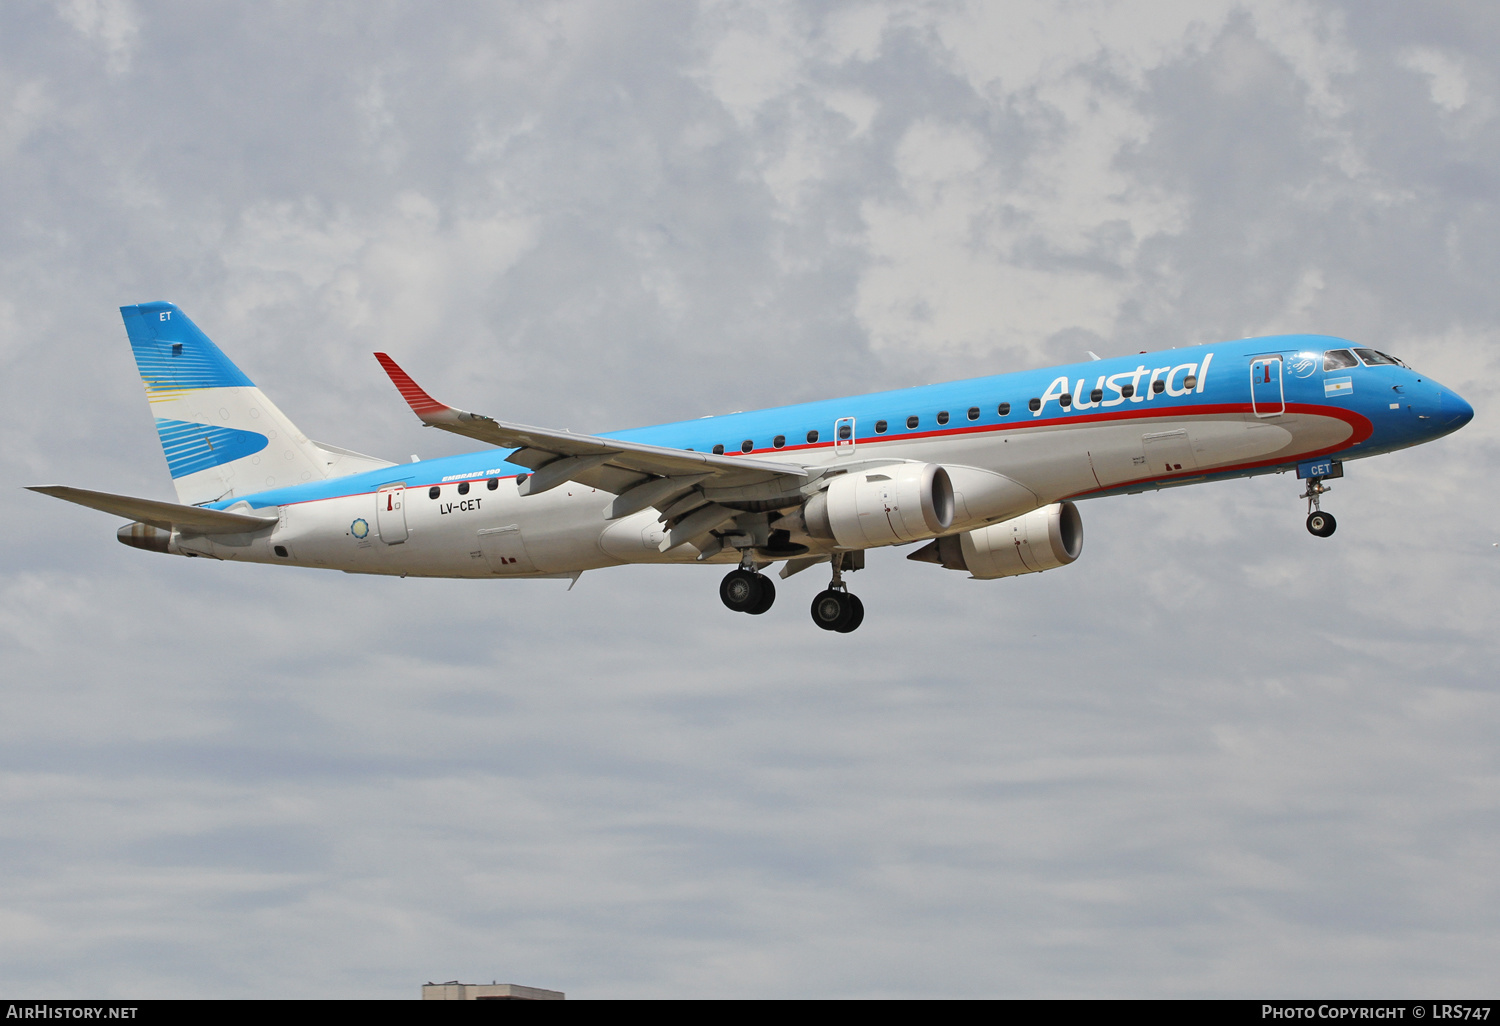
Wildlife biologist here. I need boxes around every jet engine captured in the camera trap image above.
[908,501,1083,579]
[800,463,955,549]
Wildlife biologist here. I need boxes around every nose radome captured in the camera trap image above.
[1441,388,1474,430]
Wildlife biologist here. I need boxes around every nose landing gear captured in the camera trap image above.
[809,553,865,633]
[1306,509,1336,537]
[1301,476,1337,538]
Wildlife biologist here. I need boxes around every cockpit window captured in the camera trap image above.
[1323,349,1359,371]
[1354,347,1404,367]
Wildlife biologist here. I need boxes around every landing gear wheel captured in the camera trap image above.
[720,569,762,612]
[1306,511,1337,538]
[746,574,775,615]
[811,589,856,631]
[834,593,864,633]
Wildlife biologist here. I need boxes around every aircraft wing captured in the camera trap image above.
[28,485,279,534]
[375,354,809,506]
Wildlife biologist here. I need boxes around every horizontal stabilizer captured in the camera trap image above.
[27,486,278,534]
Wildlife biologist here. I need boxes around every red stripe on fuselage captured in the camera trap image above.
[257,401,1373,512]
[717,400,1372,458]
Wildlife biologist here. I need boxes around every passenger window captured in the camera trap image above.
[457,481,470,495]
[806,430,819,443]
[906,415,919,429]
[1184,375,1197,390]
[487,478,498,490]
[429,486,440,499]
[773,435,785,449]
[967,407,980,421]
[1353,347,1402,367]
[1090,388,1103,403]
[712,444,725,455]
[1121,384,1135,398]
[998,402,1011,416]
[1028,398,1041,412]
[1324,349,1359,371]
[837,424,852,440]
[936,411,949,425]
[875,420,887,433]
[1059,393,1072,407]
[1152,379,1165,394]
[741,440,754,453]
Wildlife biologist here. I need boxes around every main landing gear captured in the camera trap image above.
[810,553,864,633]
[1301,476,1336,538]
[719,551,866,631]
[720,562,775,615]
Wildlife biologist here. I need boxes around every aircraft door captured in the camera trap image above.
[376,484,408,544]
[834,417,856,455]
[1250,356,1285,418]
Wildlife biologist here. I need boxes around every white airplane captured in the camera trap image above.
[31,302,1473,632]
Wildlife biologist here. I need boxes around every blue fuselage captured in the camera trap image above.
[222,334,1472,514]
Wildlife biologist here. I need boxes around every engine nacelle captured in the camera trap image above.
[802,463,955,549]
[908,501,1083,579]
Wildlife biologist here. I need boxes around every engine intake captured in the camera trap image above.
[802,463,954,549]
[908,501,1083,579]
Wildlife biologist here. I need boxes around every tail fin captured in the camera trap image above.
[121,302,389,504]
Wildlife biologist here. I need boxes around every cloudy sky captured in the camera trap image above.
[3,0,1498,999]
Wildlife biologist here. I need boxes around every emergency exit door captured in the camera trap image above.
[834,417,856,454]
[1250,356,1285,417]
[376,484,408,544]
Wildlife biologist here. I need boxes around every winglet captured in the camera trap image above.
[374,353,457,423]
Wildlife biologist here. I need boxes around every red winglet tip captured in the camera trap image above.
[373,353,450,416]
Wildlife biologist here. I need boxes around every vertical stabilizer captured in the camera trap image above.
[121,302,335,505]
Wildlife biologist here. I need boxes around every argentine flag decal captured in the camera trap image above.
[1325,376,1353,397]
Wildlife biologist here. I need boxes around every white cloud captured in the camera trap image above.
[821,88,878,137]
[54,0,139,76]
[694,2,809,129]
[219,192,537,346]
[1401,46,1470,113]
[0,78,52,162]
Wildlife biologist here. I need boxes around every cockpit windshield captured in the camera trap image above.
[1354,347,1405,367]
[1323,349,1359,371]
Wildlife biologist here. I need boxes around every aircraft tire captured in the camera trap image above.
[835,593,864,633]
[747,575,776,615]
[1306,511,1337,538]
[810,589,854,631]
[720,569,762,612]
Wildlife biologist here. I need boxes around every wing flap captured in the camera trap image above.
[28,486,278,535]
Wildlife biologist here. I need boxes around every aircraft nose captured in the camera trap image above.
[1441,388,1474,431]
